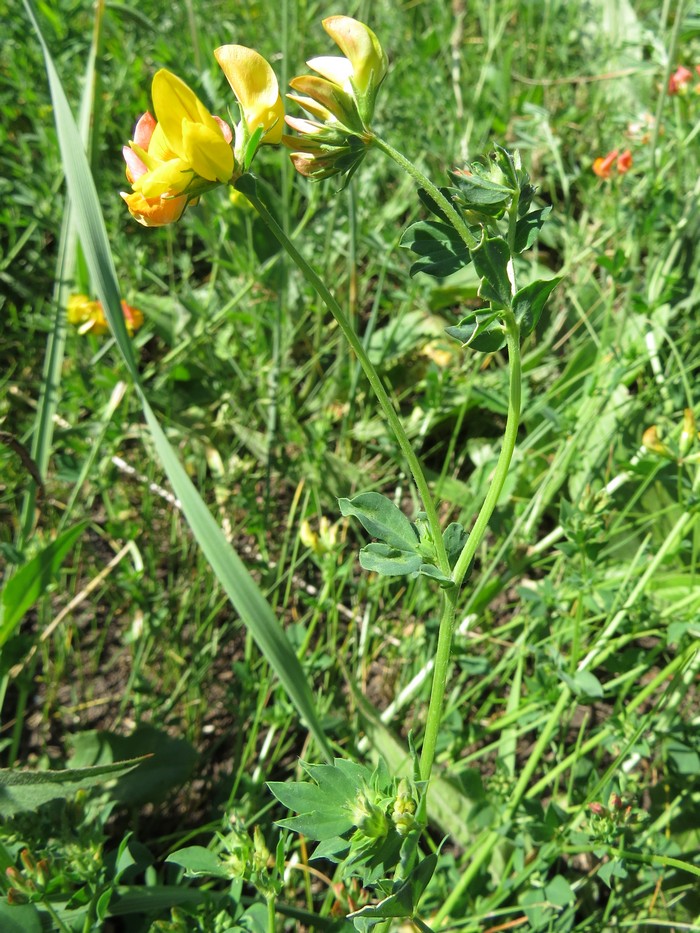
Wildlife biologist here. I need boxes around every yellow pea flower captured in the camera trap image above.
[214,45,285,153]
[67,295,144,337]
[122,70,234,226]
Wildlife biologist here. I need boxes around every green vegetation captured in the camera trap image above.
[1,0,699,930]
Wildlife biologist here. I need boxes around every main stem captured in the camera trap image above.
[419,312,522,782]
[371,134,478,252]
[242,180,450,575]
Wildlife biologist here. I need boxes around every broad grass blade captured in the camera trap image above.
[25,0,331,761]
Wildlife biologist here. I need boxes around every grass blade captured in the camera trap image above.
[24,0,331,761]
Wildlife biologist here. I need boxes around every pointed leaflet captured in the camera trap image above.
[473,235,512,307]
[339,492,419,552]
[399,220,471,278]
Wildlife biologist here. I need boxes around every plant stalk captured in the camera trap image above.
[241,180,450,575]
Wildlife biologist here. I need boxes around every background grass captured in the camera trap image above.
[2,0,700,929]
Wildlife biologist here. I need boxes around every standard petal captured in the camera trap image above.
[181,120,234,182]
[214,45,284,141]
[152,69,221,156]
[322,16,387,96]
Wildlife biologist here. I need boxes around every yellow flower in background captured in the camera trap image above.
[67,295,144,337]
[122,70,233,226]
[214,45,285,151]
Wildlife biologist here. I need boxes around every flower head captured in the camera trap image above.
[67,295,144,336]
[592,149,619,179]
[284,16,388,181]
[122,70,233,226]
[668,65,693,95]
[616,149,633,174]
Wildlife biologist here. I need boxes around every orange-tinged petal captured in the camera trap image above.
[121,190,189,227]
[214,45,284,143]
[151,69,221,156]
[133,111,156,149]
[181,120,234,182]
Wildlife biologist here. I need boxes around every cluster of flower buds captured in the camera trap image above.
[67,293,143,336]
[284,16,388,180]
[5,849,51,906]
[592,147,633,179]
[668,64,700,96]
[589,793,635,828]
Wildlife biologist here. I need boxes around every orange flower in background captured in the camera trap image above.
[592,149,618,179]
[67,295,144,336]
[668,65,693,95]
[616,149,632,174]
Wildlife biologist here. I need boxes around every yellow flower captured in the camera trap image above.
[285,16,387,180]
[315,16,388,116]
[122,70,234,226]
[67,294,144,337]
[215,45,285,153]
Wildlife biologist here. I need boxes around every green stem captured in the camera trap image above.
[267,894,276,933]
[419,312,521,783]
[453,312,521,589]
[372,135,478,252]
[241,179,450,575]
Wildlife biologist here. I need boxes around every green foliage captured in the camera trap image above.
[2,0,700,929]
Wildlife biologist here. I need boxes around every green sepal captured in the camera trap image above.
[339,492,419,552]
[512,276,561,338]
[445,309,505,352]
[242,125,265,171]
[473,235,512,307]
[400,220,471,277]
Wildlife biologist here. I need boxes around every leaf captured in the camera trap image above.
[359,544,422,577]
[514,206,551,253]
[339,493,419,552]
[25,0,331,763]
[545,874,575,908]
[399,220,471,278]
[166,846,230,878]
[348,852,437,919]
[0,759,144,817]
[268,759,370,842]
[0,902,42,933]
[0,522,86,647]
[445,310,505,352]
[472,236,512,306]
[449,168,512,213]
[512,276,561,338]
[443,522,469,568]
[68,726,197,806]
[416,563,453,586]
[416,186,457,224]
[559,669,604,699]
